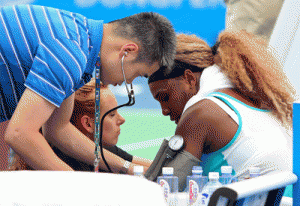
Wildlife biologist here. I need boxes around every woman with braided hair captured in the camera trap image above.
[148,30,294,195]
[9,78,152,172]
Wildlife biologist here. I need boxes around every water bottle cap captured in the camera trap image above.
[162,167,174,175]
[192,166,203,174]
[249,167,260,174]
[221,166,233,174]
[134,166,144,174]
[209,172,219,180]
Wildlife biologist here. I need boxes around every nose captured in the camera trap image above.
[117,113,126,125]
[162,105,170,116]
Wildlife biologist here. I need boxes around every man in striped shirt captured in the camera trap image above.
[0,5,176,172]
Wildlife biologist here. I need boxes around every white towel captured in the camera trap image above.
[182,64,234,114]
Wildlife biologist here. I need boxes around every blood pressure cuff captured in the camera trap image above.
[144,139,201,192]
[144,139,170,181]
[166,150,201,192]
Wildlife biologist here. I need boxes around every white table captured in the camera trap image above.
[0,171,167,206]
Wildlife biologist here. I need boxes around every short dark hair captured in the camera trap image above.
[148,60,206,84]
[109,12,176,67]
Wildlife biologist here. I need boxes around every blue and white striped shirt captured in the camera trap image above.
[0,5,103,123]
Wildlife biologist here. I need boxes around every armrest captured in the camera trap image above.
[208,171,297,206]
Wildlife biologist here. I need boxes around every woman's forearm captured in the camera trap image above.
[45,122,133,173]
[132,156,153,168]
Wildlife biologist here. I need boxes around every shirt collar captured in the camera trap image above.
[182,64,234,114]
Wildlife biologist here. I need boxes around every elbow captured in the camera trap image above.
[4,125,24,147]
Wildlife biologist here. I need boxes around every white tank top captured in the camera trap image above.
[186,91,292,180]
[182,65,292,180]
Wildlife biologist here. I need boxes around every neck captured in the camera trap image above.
[194,72,202,93]
[84,131,94,141]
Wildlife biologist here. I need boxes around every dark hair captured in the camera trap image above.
[211,41,220,56]
[148,60,205,84]
[150,31,295,125]
[109,12,176,67]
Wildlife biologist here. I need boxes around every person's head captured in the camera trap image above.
[100,12,176,86]
[71,78,125,147]
[148,34,213,124]
[149,31,295,125]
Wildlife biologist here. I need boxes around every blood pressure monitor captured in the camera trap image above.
[168,135,184,152]
[166,135,184,159]
[143,135,185,180]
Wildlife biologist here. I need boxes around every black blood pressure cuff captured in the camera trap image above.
[144,139,201,192]
[166,150,201,191]
[144,139,170,181]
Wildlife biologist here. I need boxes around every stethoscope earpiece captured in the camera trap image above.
[94,50,135,174]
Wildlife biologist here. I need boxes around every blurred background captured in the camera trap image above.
[0,0,227,160]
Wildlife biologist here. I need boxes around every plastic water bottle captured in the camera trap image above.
[200,172,222,206]
[249,166,260,178]
[219,166,236,185]
[187,166,208,206]
[133,166,145,178]
[157,167,179,205]
[243,167,268,206]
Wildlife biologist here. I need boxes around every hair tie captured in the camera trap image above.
[211,41,220,56]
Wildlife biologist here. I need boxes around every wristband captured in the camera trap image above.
[121,160,131,174]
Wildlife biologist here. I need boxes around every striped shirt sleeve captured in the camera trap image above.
[24,44,69,107]
[0,5,95,121]
[23,5,89,107]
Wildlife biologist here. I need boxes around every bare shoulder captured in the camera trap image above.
[175,98,238,158]
[175,99,222,157]
[178,99,228,125]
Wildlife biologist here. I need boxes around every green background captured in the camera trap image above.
[116,108,176,160]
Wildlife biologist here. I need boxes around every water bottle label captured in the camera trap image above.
[189,180,199,205]
[159,179,170,202]
[201,193,209,206]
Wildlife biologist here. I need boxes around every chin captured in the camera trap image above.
[103,142,114,148]
[106,140,118,147]
[112,138,119,146]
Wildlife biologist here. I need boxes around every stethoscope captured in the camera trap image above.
[94,52,135,173]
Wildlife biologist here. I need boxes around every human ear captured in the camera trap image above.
[183,69,197,88]
[119,43,139,60]
[81,115,94,133]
